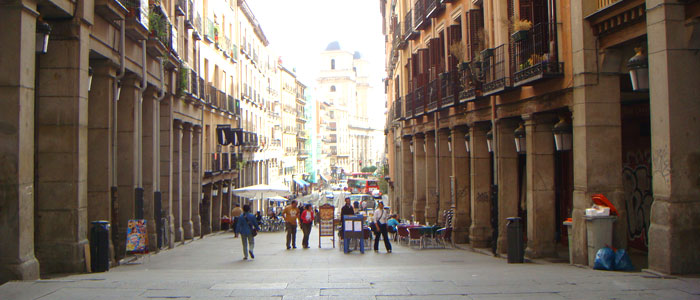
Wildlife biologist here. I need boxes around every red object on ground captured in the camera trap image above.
[592,194,618,216]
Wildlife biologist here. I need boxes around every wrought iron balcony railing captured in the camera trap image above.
[598,0,621,10]
[512,22,563,86]
[189,69,198,97]
[414,0,427,31]
[414,83,425,117]
[426,77,440,112]
[482,44,511,96]
[440,71,461,108]
[405,91,413,118]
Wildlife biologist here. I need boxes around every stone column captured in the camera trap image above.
[413,134,426,223]
[34,17,92,273]
[524,114,557,258]
[0,1,41,282]
[469,125,492,248]
[570,0,626,265]
[159,97,174,248]
[646,0,700,274]
[212,181,222,231]
[451,127,470,243]
[437,129,452,225]
[172,119,183,242]
[181,123,193,240]
[495,120,520,254]
[141,87,158,250]
[87,61,116,257]
[113,76,140,259]
[201,184,212,235]
[425,131,438,225]
[400,137,414,221]
[191,125,202,237]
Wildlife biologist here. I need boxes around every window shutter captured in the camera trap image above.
[468,9,483,61]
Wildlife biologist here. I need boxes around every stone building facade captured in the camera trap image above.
[0,0,307,283]
[382,0,699,274]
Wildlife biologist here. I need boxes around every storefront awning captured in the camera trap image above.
[293,178,309,187]
[319,174,328,182]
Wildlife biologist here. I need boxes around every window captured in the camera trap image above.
[331,59,335,69]
[330,85,336,92]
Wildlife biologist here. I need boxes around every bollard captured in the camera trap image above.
[90,221,111,272]
[506,217,524,263]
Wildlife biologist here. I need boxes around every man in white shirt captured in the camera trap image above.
[372,202,392,253]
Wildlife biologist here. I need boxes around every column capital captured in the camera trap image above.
[173,118,183,129]
[193,124,202,133]
[183,122,193,131]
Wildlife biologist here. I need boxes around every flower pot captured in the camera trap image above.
[511,30,529,42]
[459,62,470,71]
[480,48,494,59]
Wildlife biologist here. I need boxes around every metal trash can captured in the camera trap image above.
[506,217,524,263]
[584,215,616,267]
[90,221,110,272]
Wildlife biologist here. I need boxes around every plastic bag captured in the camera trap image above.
[614,249,635,271]
[593,247,615,270]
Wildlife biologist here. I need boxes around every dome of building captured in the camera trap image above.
[353,51,362,59]
[325,41,341,51]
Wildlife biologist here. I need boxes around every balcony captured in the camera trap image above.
[124,0,149,40]
[405,91,413,118]
[426,77,441,113]
[404,10,418,41]
[481,44,511,96]
[440,71,461,108]
[217,89,226,109]
[413,0,429,31]
[297,149,309,157]
[204,18,216,43]
[598,0,621,10]
[148,5,173,54]
[425,0,445,19]
[183,0,194,30]
[198,76,205,101]
[414,83,426,117]
[512,22,563,87]
[297,131,307,140]
[188,69,198,99]
[193,13,202,40]
[392,96,403,121]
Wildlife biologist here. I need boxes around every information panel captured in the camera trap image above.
[318,204,335,248]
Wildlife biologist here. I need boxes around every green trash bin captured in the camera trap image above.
[563,220,573,264]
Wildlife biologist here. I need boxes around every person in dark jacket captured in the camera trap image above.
[235,204,259,260]
[340,197,354,239]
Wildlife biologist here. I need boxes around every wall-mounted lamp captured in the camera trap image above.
[115,81,122,100]
[514,123,526,154]
[409,140,414,153]
[464,132,471,153]
[486,129,494,153]
[88,66,94,92]
[627,47,649,92]
[36,19,51,54]
[212,188,218,197]
[423,140,427,153]
[552,116,573,151]
[447,135,452,152]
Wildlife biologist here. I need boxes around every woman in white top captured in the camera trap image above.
[372,202,392,253]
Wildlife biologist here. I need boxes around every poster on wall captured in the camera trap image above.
[126,219,149,254]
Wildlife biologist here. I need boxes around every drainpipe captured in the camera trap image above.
[154,57,166,247]
[111,19,126,260]
[135,40,147,219]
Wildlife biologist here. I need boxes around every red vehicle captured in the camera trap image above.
[347,178,380,194]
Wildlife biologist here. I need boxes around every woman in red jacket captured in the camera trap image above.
[300,204,314,249]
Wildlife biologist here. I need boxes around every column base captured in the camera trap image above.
[648,199,700,274]
[452,228,470,244]
[192,215,201,237]
[183,221,194,240]
[525,243,556,259]
[174,226,183,243]
[36,240,89,274]
[0,256,40,283]
[469,225,491,248]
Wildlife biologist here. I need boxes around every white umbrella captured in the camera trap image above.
[266,196,288,202]
[232,183,290,200]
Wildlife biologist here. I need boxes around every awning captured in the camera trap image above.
[319,174,328,182]
[293,178,309,187]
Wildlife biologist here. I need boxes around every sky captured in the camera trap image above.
[246,0,387,128]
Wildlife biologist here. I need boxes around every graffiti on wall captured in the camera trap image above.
[622,150,653,250]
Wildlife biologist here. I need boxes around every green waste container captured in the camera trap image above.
[506,217,524,263]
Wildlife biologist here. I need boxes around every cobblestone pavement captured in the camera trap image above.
[2,228,699,300]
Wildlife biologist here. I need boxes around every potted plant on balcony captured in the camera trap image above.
[511,19,532,42]
[477,28,493,58]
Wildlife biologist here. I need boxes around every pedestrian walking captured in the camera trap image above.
[231,204,243,238]
[234,204,259,260]
[300,204,314,248]
[282,200,300,249]
[373,202,392,253]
